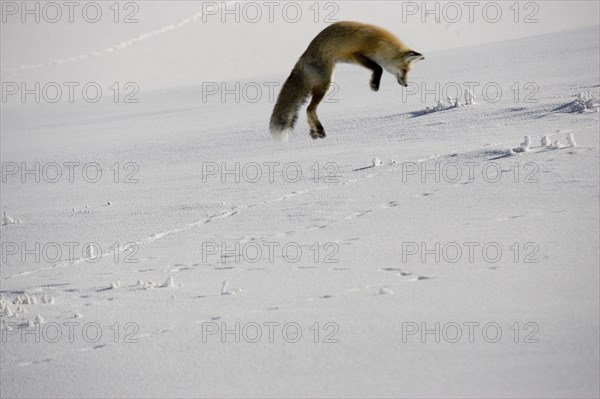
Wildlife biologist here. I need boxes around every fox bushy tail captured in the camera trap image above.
[269,67,310,142]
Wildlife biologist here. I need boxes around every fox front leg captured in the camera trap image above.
[353,53,383,92]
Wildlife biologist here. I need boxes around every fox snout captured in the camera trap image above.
[397,52,424,88]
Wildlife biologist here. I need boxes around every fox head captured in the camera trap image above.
[394,50,424,87]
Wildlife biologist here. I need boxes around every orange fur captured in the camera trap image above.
[270,21,424,141]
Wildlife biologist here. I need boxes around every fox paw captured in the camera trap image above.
[370,79,380,92]
[310,128,326,139]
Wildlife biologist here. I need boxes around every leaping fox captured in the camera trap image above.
[269,21,424,141]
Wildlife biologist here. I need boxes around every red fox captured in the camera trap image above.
[270,21,424,141]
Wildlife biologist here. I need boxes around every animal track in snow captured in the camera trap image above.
[379,267,435,281]
[344,210,372,220]
[79,344,107,352]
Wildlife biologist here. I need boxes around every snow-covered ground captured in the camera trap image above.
[1,4,599,398]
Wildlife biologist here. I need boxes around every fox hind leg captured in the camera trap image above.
[353,53,383,92]
[307,86,329,139]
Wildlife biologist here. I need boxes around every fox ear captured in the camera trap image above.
[404,50,425,63]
